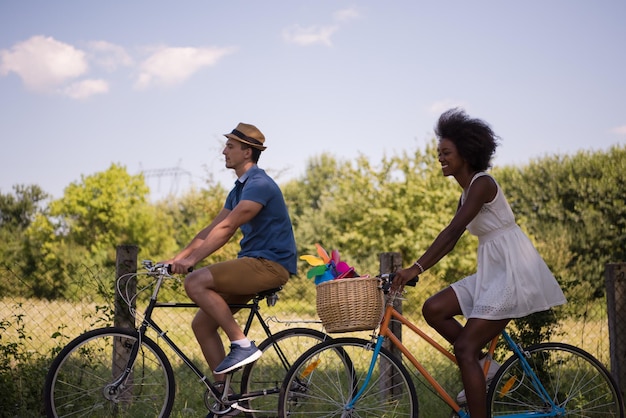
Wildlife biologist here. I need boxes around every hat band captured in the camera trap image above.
[231,129,263,147]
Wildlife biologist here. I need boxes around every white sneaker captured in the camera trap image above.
[456,357,500,404]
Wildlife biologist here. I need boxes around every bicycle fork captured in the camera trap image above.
[104,332,145,402]
[343,336,386,413]
[500,331,565,417]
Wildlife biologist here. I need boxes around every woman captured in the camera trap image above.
[393,108,566,418]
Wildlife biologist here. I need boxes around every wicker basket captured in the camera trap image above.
[316,276,383,333]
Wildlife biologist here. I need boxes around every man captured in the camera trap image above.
[168,122,297,381]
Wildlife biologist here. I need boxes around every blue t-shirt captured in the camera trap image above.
[225,165,297,275]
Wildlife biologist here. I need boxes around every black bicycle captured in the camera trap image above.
[43,260,330,417]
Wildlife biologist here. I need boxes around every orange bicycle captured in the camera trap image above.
[278,273,624,417]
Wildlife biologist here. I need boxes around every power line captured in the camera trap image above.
[139,162,192,197]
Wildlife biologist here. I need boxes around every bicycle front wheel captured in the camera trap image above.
[240,327,330,417]
[487,342,624,417]
[278,337,418,417]
[44,327,175,418]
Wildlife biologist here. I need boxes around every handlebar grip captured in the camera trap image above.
[406,277,419,286]
[386,273,419,286]
[165,264,194,274]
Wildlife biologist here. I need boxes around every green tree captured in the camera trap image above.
[0,184,48,229]
[495,145,626,310]
[23,164,177,299]
[283,153,346,255]
[153,181,238,265]
[283,143,479,310]
[0,184,49,296]
[285,142,479,279]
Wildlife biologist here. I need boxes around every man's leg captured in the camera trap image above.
[185,268,247,341]
[184,258,289,375]
[185,267,260,374]
[191,309,227,381]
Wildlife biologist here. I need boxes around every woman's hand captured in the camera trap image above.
[391,265,420,292]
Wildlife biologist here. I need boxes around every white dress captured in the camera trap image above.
[451,172,566,320]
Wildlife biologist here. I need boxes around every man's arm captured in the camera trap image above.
[170,200,263,273]
[170,207,231,262]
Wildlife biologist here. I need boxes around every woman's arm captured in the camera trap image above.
[393,175,497,288]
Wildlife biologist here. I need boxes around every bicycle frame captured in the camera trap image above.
[348,294,563,418]
[114,269,294,407]
[44,259,337,418]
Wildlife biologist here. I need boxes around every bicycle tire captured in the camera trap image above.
[44,327,175,418]
[240,327,329,418]
[487,342,624,417]
[278,337,418,417]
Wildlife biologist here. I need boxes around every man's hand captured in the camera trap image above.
[169,258,195,274]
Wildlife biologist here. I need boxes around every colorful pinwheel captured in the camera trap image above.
[300,243,359,284]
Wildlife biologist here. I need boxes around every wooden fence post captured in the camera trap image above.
[113,244,138,399]
[380,252,403,351]
[379,252,403,397]
[606,262,626,397]
[114,245,138,330]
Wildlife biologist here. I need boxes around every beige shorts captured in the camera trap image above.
[206,257,289,304]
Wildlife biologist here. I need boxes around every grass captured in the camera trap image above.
[0,295,612,418]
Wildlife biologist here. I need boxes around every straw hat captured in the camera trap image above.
[224,122,267,150]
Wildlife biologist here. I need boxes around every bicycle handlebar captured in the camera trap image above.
[378,272,419,293]
[141,260,193,274]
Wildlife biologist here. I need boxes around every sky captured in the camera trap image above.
[1,1,625,201]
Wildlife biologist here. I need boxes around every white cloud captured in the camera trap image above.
[63,79,109,99]
[333,7,360,22]
[282,24,339,47]
[134,46,235,89]
[610,125,626,135]
[2,36,236,97]
[283,7,359,47]
[87,40,133,71]
[0,35,88,92]
[429,100,469,115]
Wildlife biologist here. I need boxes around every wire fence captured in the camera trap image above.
[0,259,620,418]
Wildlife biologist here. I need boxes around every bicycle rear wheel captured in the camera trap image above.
[487,342,624,417]
[240,327,329,418]
[278,337,418,417]
[44,327,175,417]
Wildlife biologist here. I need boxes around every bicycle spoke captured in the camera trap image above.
[241,328,329,417]
[44,328,174,417]
[279,337,418,417]
[488,343,624,417]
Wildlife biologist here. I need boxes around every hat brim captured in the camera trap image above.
[224,134,267,150]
